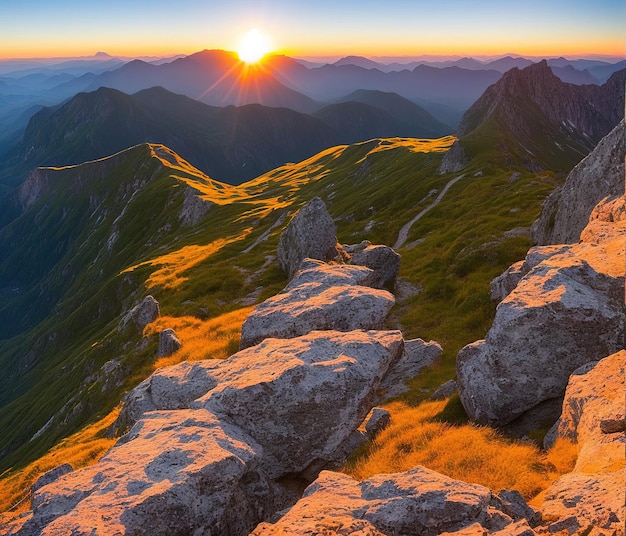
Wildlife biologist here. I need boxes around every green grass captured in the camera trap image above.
[0,136,568,486]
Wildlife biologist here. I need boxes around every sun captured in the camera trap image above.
[238,29,272,64]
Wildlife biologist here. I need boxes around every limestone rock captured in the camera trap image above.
[118,295,160,332]
[431,379,458,400]
[252,466,533,535]
[277,197,339,278]
[348,243,401,289]
[20,410,270,536]
[490,261,525,302]
[239,262,394,349]
[379,338,442,398]
[114,360,220,432]
[531,120,625,245]
[178,185,212,226]
[541,470,625,536]
[457,216,625,426]
[544,351,625,471]
[195,330,404,479]
[156,328,181,357]
[30,464,73,494]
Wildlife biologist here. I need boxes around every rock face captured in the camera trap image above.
[252,467,540,535]
[276,197,339,278]
[118,295,160,332]
[457,126,626,427]
[540,351,625,535]
[438,140,467,174]
[14,330,404,536]
[531,120,625,245]
[239,261,395,349]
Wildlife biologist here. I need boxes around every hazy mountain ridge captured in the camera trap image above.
[0,85,452,193]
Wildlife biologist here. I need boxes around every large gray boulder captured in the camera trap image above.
[277,197,339,278]
[540,352,625,535]
[457,207,625,426]
[239,261,395,349]
[12,330,404,536]
[156,328,182,357]
[252,467,539,535]
[195,330,404,479]
[118,295,160,332]
[21,410,269,536]
[531,120,625,245]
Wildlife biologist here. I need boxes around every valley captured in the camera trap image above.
[0,48,624,535]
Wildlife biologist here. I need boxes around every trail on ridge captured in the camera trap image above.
[393,174,465,249]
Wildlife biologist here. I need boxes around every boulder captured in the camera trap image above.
[531,120,625,245]
[277,197,339,278]
[345,241,401,289]
[457,214,625,426]
[118,295,160,332]
[20,410,270,536]
[379,338,442,398]
[252,467,538,535]
[195,330,404,479]
[156,328,182,357]
[239,262,395,349]
[431,379,458,400]
[14,329,404,535]
[544,351,625,470]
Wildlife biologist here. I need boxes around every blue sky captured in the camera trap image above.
[1,0,623,59]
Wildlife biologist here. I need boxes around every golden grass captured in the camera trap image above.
[0,407,120,517]
[145,307,253,369]
[344,400,578,500]
[122,234,251,289]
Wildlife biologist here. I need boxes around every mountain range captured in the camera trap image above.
[0,85,449,192]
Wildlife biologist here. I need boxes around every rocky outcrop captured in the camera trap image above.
[118,295,160,332]
[540,351,625,535]
[253,467,540,535]
[30,464,74,494]
[532,120,625,245]
[277,197,339,278]
[157,328,181,357]
[438,140,467,174]
[344,240,401,288]
[239,260,395,349]
[13,330,404,536]
[458,124,626,427]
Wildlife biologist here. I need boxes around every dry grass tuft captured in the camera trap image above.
[146,307,252,368]
[344,400,578,500]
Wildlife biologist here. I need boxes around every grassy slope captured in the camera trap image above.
[0,135,568,513]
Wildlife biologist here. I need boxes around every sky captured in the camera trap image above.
[1,0,624,60]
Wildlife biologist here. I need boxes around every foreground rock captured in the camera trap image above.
[540,351,625,535]
[12,330,404,535]
[457,140,626,426]
[277,197,339,278]
[253,467,540,535]
[240,261,395,349]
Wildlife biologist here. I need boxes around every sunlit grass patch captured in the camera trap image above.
[146,307,253,368]
[344,400,577,500]
[0,408,120,517]
[122,234,251,289]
